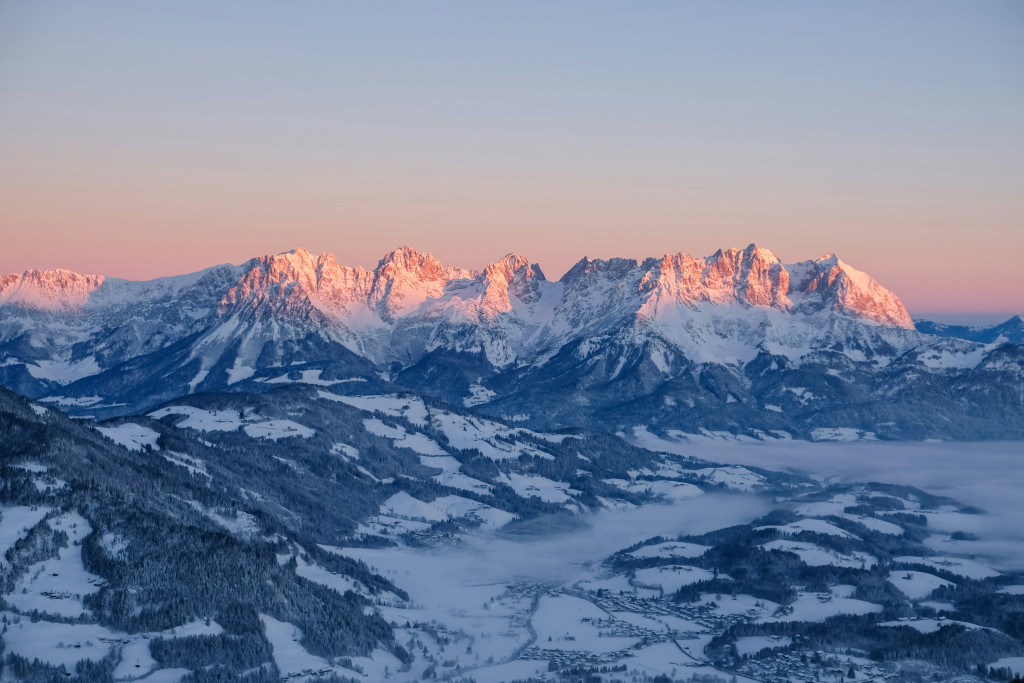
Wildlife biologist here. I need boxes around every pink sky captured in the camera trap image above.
[1,2,1022,317]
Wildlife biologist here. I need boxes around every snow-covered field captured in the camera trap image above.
[761,540,876,569]
[893,555,1000,580]
[7,512,103,617]
[148,406,314,440]
[362,417,445,454]
[632,564,716,593]
[887,570,955,600]
[989,656,1024,678]
[603,477,703,501]
[242,418,314,440]
[756,518,857,538]
[0,505,52,560]
[628,541,710,559]
[736,635,792,656]
[761,591,882,623]
[96,422,160,451]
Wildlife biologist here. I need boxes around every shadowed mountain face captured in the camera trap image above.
[1,245,1022,439]
[916,315,1024,346]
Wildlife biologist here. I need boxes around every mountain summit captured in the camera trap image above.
[0,245,1019,439]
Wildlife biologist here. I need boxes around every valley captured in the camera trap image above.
[0,246,1021,681]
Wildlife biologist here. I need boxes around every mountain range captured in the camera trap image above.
[1,245,1021,439]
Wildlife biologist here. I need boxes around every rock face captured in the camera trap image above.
[0,244,1019,439]
[0,269,105,312]
[789,254,913,328]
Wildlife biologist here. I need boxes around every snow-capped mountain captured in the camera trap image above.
[1,245,1021,438]
[916,315,1024,346]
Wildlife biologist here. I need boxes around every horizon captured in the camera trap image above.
[2,242,1019,325]
[2,2,1022,314]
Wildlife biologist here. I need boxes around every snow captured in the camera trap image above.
[532,594,639,653]
[243,419,314,440]
[260,615,334,679]
[989,657,1024,677]
[131,669,190,682]
[187,368,208,392]
[96,422,160,451]
[112,621,223,680]
[464,383,497,407]
[632,565,717,593]
[498,472,578,504]
[380,491,447,522]
[629,641,760,681]
[840,513,904,535]
[149,406,242,431]
[603,478,703,501]
[224,359,255,384]
[329,492,767,677]
[694,466,765,491]
[7,512,103,617]
[793,493,859,517]
[431,410,554,460]
[576,573,636,594]
[161,451,209,478]
[894,555,1000,579]
[419,455,493,494]
[318,392,429,426]
[810,427,877,442]
[293,555,368,599]
[918,347,986,370]
[756,519,857,539]
[879,617,986,634]
[356,515,432,537]
[761,591,882,623]
[327,545,534,674]
[188,502,261,536]
[0,614,122,670]
[40,395,103,407]
[331,442,359,459]
[362,418,445,454]
[629,425,767,452]
[100,532,129,558]
[25,356,101,385]
[0,505,52,560]
[629,541,710,560]
[998,585,1024,595]
[761,540,876,568]
[464,660,551,683]
[262,368,362,386]
[378,492,515,530]
[887,570,954,600]
[736,635,792,656]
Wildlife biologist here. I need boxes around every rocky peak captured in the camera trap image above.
[218,248,373,319]
[640,245,790,308]
[790,254,914,328]
[561,256,640,286]
[0,268,105,312]
[480,253,547,314]
[370,246,475,320]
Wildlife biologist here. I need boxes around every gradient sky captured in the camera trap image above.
[1,1,1022,318]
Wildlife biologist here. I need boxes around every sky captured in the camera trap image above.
[1,1,1022,319]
